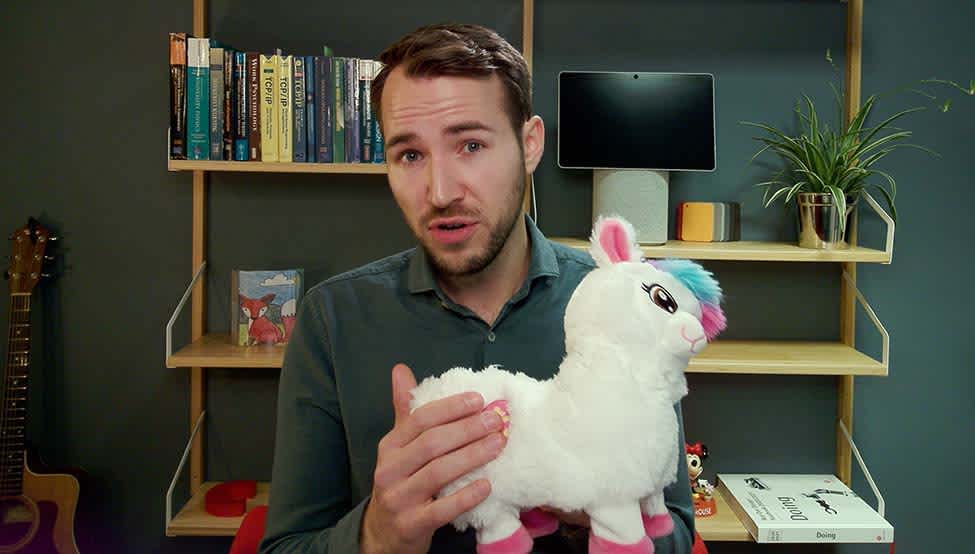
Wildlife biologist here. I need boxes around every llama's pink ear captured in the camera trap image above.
[589,215,643,267]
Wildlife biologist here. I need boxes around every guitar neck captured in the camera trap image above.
[2,292,31,496]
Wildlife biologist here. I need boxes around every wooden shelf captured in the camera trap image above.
[164,480,748,541]
[166,333,284,368]
[695,486,752,542]
[166,481,269,537]
[690,340,886,376]
[552,238,890,263]
[168,159,388,174]
[169,335,885,376]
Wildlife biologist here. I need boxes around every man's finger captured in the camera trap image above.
[419,479,492,532]
[391,363,418,425]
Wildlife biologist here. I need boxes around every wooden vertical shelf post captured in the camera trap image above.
[521,0,535,217]
[190,0,208,496]
[837,0,864,487]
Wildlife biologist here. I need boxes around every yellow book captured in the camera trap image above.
[260,54,279,162]
[277,55,293,162]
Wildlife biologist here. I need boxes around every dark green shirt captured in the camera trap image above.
[260,216,695,553]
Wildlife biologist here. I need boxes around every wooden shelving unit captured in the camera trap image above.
[168,0,884,545]
[552,238,891,264]
[168,336,886,376]
[168,159,388,174]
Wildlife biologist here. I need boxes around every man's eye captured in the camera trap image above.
[464,142,482,153]
[400,151,420,163]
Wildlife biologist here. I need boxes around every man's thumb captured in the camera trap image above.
[391,363,417,423]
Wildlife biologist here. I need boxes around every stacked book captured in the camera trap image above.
[717,473,894,544]
[168,32,384,164]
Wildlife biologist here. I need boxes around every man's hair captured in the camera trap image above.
[371,23,532,136]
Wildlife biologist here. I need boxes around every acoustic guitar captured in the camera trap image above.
[0,219,80,553]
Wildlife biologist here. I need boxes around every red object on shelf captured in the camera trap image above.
[204,480,258,517]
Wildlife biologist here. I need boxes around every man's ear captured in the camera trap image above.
[521,115,545,174]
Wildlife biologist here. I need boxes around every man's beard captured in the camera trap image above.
[420,168,526,278]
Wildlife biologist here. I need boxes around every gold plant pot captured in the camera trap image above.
[796,193,856,250]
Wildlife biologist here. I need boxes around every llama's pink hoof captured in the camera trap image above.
[476,525,532,554]
[589,533,654,554]
[519,508,560,538]
[642,512,674,538]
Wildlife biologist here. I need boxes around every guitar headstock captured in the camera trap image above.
[5,218,58,294]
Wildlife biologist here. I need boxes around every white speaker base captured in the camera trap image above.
[592,169,670,245]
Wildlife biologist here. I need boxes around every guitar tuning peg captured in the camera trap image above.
[47,235,60,242]
[41,273,52,279]
[43,255,55,262]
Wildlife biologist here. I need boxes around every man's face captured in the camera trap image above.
[381,68,530,277]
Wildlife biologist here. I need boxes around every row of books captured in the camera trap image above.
[168,32,384,164]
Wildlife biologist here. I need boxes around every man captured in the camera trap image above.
[259,23,694,554]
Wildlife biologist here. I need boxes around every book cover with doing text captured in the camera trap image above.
[718,474,893,544]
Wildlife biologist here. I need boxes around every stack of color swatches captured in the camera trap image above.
[675,202,741,242]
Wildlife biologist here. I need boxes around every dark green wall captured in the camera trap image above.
[2,1,970,552]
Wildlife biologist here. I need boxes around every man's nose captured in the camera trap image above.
[427,156,464,208]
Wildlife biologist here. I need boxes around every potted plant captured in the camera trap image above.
[742,65,972,249]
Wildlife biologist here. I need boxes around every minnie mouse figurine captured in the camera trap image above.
[686,442,717,517]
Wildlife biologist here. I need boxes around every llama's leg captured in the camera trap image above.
[519,507,560,538]
[587,502,653,554]
[640,492,674,538]
[476,509,532,554]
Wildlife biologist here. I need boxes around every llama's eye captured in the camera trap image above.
[642,283,677,314]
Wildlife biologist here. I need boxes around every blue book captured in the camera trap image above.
[304,55,316,162]
[186,37,210,160]
[318,56,335,163]
[292,57,307,162]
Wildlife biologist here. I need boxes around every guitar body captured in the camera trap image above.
[0,453,81,554]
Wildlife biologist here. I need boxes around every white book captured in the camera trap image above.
[718,474,893,544]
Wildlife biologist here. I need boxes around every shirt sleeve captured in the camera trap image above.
[259,289,366,553]
[650,403,695,554]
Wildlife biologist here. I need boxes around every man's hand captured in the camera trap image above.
[360,363,507,554]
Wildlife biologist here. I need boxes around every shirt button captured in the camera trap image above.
[487,332,496,343]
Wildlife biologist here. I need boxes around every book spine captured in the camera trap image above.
[209,47,224,160]
[260,54,278,162]
[278,55,293,162]
[292,56,306,162]
[332,57,345,163]
[186,38,210,160]
[344,58,360,163]
[168,33,187,159]
[316,56,334,163]
[223,49,234,160]
[757,525,894,544]
[234,52,248,160]
[304,55,316,162]
[230,270,239,346]
[247,52,261,160]
[359,59,374,163]
[371,61,384,164]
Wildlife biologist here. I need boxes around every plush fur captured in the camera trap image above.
[410,215,726,553]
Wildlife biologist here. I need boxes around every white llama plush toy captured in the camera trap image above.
[410,215,727,554]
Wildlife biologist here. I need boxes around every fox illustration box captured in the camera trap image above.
[230,269,304,346]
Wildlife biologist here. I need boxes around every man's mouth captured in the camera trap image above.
[428,218,478,245]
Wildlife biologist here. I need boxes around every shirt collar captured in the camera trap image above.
[407,215,559,295]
